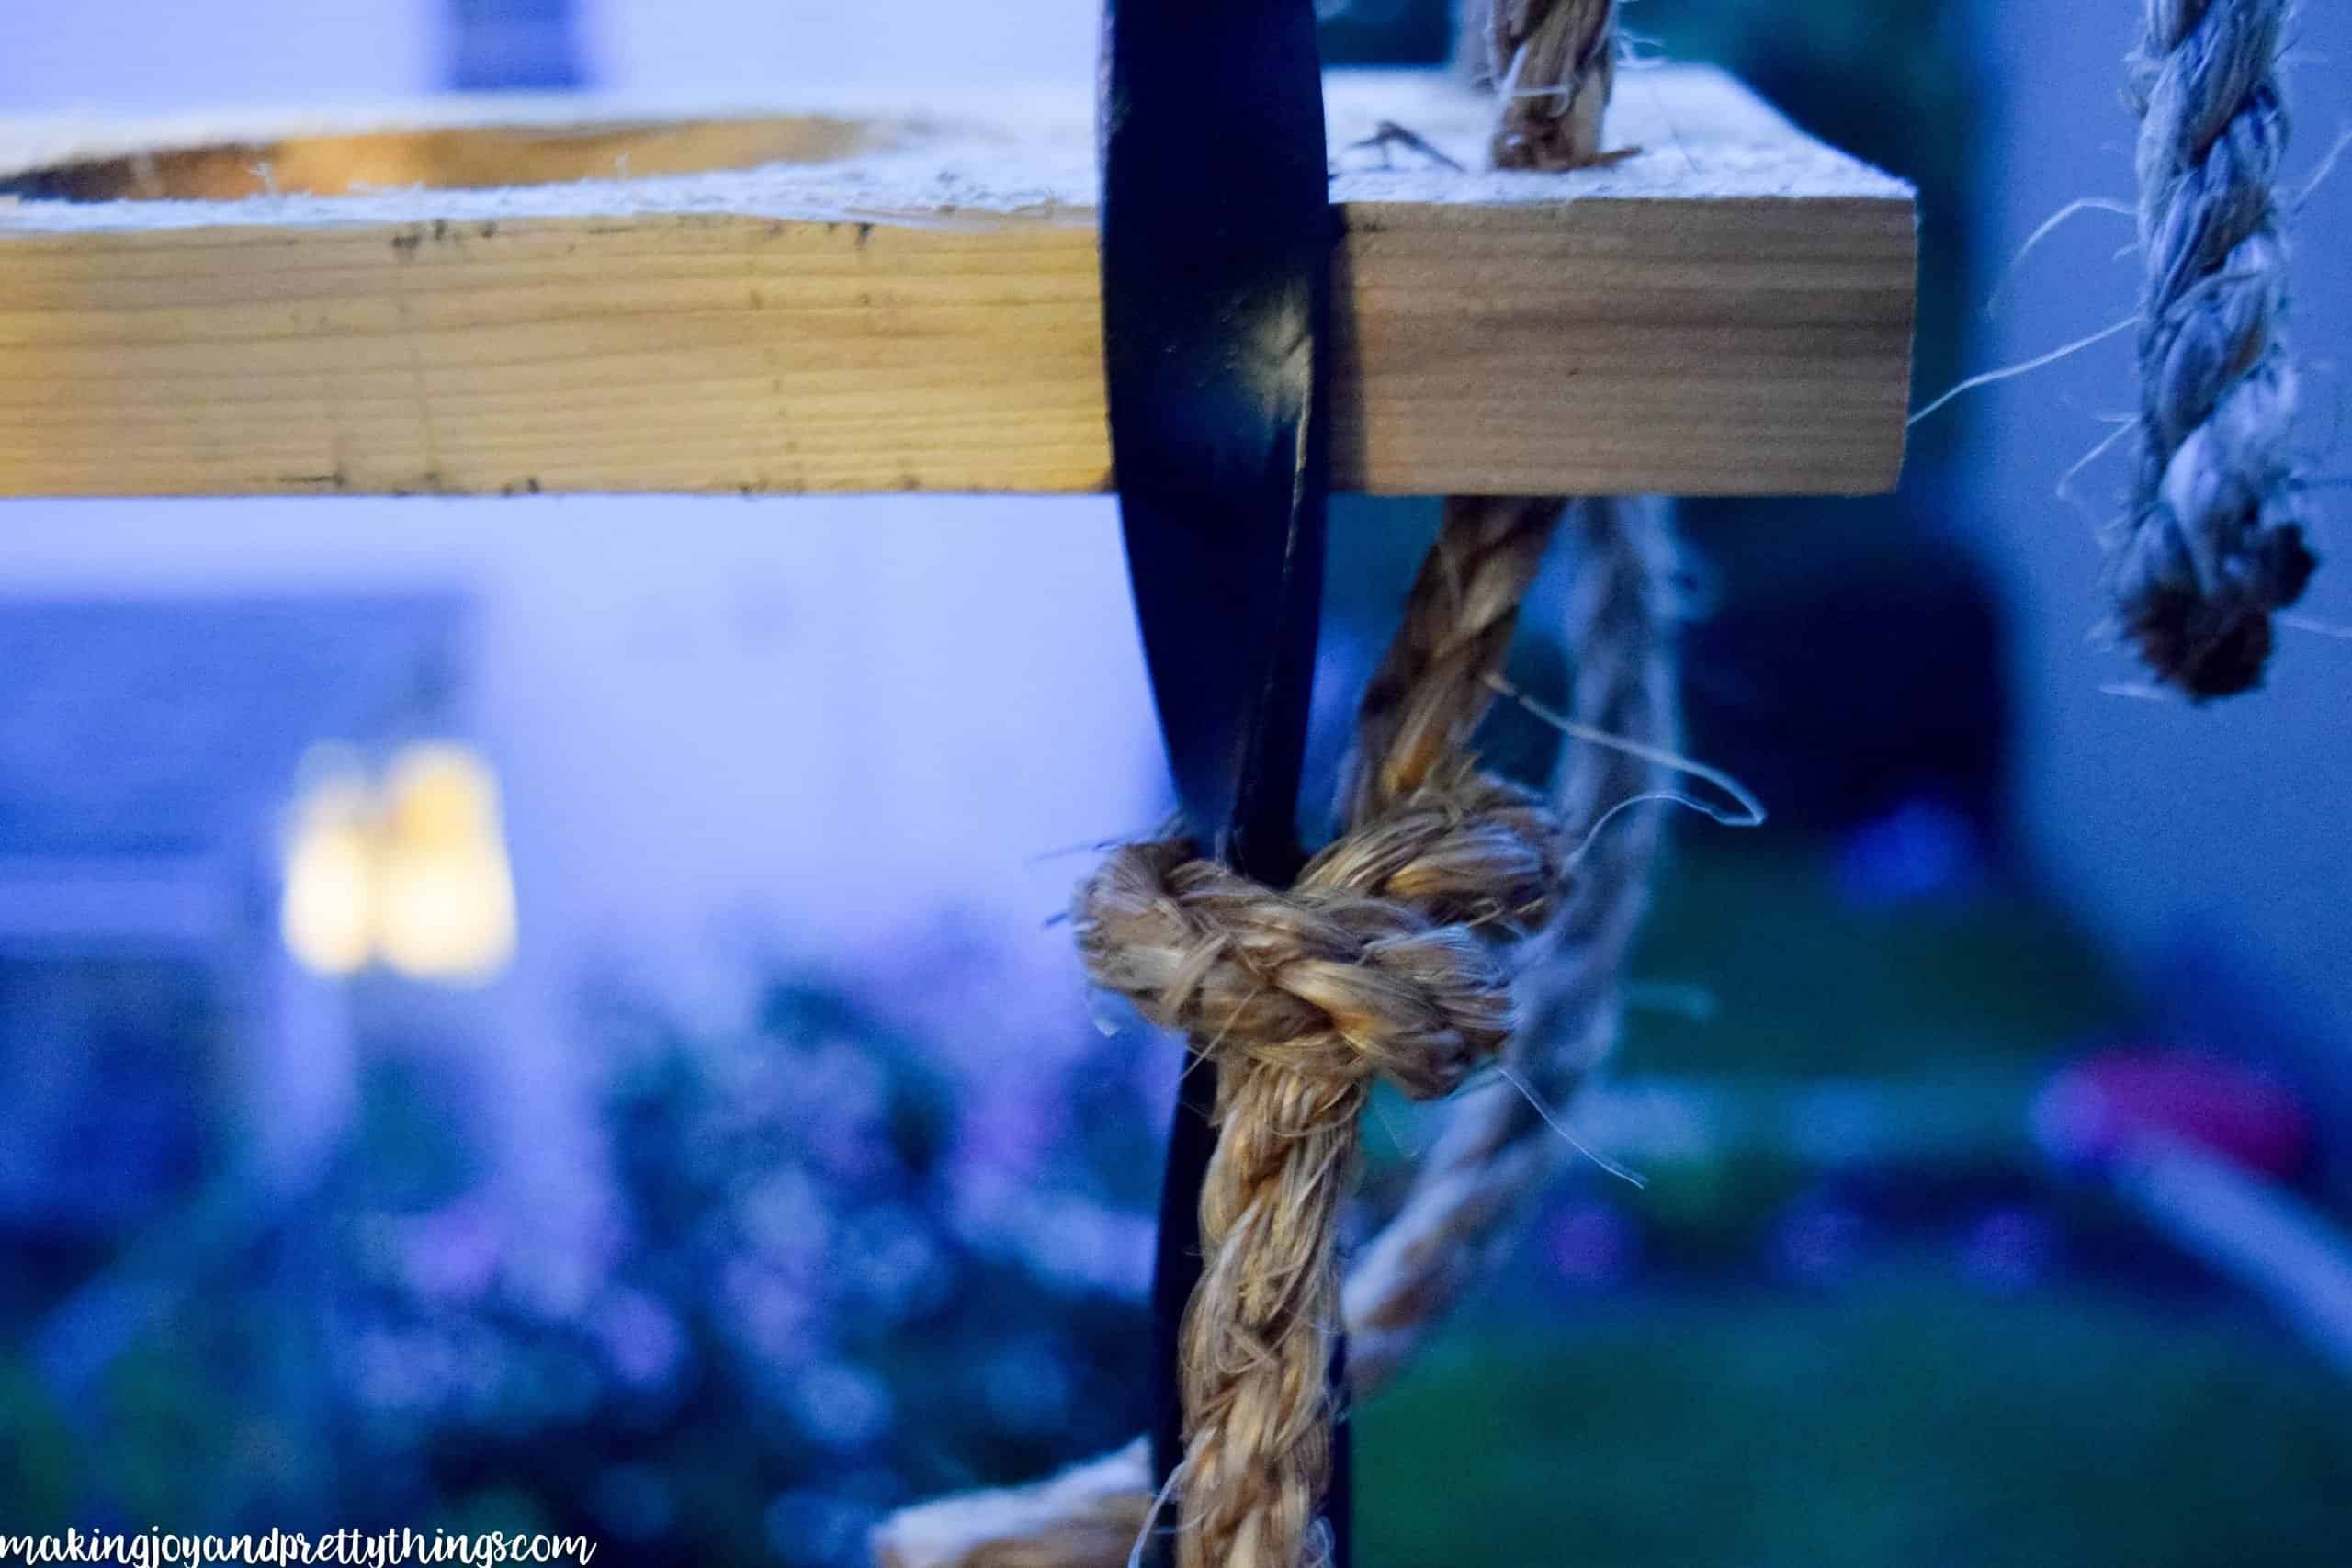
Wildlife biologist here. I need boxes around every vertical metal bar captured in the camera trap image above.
[1099,0,1340,1555]
[1147,1054,1222,1531]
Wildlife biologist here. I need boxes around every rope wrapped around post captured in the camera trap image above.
[2114,0,2315,697]
[1079,502,1575,1568]
[873,6,1668,1564]
[874,495,1678,1568]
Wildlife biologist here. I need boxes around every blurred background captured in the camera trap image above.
[2,2,2349,1564]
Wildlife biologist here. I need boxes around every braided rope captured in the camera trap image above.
[2114,0,2315,697]
[871,499,1678,1568]
[873,8,1659,1563]
[1092,505,1571,1568]
[1461,0,1618,169]
[1343,495,1673,1392]
[870,1442,1152,1568]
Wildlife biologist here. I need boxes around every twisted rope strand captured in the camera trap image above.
[871,501,1679,1568]
[1093,505,1569,1568]
[875,8,1660,1563]
[1461,0,1618,169]
[870,1442,1151,1568]
[2115,0,2315,696]
[1344,496,1675,1391]
[1344,497,1567,825]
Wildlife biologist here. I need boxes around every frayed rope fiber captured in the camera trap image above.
[1458,0,1618,170]
[1072,7,1636,1558]
[1077,502,1577,1568]
[874,6,1664,1565]
[873,498,1678,1568]
[2117,0,2317,697]
[1341,496,1676,1395]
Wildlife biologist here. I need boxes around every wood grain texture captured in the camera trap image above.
[0,69,1915,500]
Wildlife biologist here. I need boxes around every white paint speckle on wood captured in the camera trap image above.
[0,68,1915,500]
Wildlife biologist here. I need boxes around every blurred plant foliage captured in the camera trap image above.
[323,984,1153,1567]
[2,980,1156,1568]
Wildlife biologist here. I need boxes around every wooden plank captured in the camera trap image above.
[0,69,1915,501]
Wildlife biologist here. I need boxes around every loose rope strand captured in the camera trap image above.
[1342,497,1675,1393]
[2113,0,2317,697]
[872,499,1681,1568]
[874,8,1657,1564]
[1120,498,1571,1568]
[1463,0,1620,170]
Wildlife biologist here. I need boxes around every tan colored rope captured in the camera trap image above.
[1081,502,1574,1568]
[871,498,1679,1568]
[874,9,1653,1565]
[872,1442,1152,1568]
[1344,495,1674,1392]
[1462,0,1619,170]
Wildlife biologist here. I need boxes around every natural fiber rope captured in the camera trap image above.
[871,1441,1153,1568]
[873,8,1657,1564]
[2114,0,2315,697]
[1463,0,1618,171]
[1085,502,1575,1568]
[1343,495,1674,1393]
[870,498,1678,1568]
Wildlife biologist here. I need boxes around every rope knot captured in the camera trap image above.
[1084,498,1597,1568]
[1074,769,1566,1105]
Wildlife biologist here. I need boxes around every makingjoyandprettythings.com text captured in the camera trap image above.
[0,1532,596,1568]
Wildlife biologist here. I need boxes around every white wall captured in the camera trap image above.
[581,0,1097,97]
[0,0,1159,1009]
[0,0,436,111]
[0,0,1163,1266]
[0,0,1103,111]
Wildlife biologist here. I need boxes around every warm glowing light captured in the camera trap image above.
[376,745,518,986]
[278,742,518,986]
[280,770,376,977]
